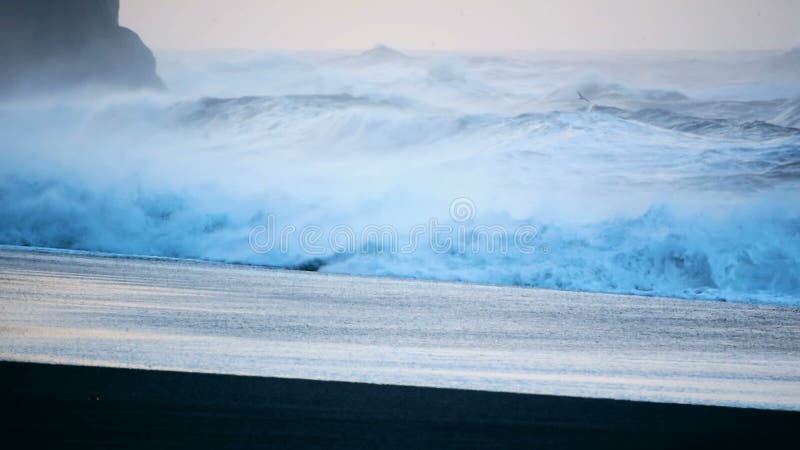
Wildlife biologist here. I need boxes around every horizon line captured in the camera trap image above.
[146,45,797,54]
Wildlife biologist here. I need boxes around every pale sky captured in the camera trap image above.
[120,0,800,52]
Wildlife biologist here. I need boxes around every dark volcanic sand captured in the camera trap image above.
[2,361,797,449]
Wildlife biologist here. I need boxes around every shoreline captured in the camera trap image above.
[3,360,798,449]
[0,244,793,307]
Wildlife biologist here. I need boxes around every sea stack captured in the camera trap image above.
[0,0,162,96]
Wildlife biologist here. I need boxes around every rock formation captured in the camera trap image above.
[0,0,162,96]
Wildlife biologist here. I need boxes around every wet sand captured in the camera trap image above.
[2,360,798,449]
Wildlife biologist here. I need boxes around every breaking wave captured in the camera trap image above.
[2,47,800,304]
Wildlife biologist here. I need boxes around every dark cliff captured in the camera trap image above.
[0,0,162,96]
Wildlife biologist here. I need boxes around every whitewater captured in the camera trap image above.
[1,46,799,304]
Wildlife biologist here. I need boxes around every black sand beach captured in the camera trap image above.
[2,360,798,449]
[0,362,800,449]
[2,248,800,447]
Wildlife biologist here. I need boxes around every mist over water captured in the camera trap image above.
[2,47,800,304]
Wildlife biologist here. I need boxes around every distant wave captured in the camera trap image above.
[599,106,800,140]
[773,98,800,128]
[169,93,800,152]
[549,81,689,104]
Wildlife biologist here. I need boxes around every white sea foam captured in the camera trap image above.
[1,47,799,304]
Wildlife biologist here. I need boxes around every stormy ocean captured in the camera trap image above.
[2,46,799,304]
